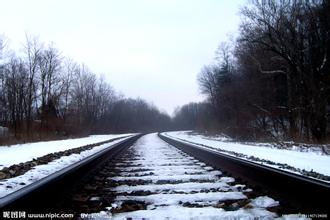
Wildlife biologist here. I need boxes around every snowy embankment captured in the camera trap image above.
[0,134,132,169]
[0,134,135,198]
[162,131,330,182]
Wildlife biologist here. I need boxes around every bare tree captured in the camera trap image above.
[38,44,62,132]
[60,58,77,120]
[23,34,42,135]
[240,0,329,141]
[2,58,29,136]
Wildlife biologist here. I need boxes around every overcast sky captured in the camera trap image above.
[0,0,244,115]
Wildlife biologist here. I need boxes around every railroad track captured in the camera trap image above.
[0,134,142,210]
[1,133,327,218]
[159,133,330,214]
[94,134,280,219]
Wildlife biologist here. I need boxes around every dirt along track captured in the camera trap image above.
[47,133,282,219]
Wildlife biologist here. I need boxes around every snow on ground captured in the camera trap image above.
[115,191,247,207]
[163,131,330,179]
[0,134,133,169]
[251,196,280,208]
[110,206,276,220]
[0,136,134,198]
[100,133,279,219]
[112,182,232,194]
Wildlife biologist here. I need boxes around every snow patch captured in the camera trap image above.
[251,196,280,208]
[111,206,276,220]
[115,191,247,207]
[163,131,330,179]
[0,136,133,198]
[0,134,134,168]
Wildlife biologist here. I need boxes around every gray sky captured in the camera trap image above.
[0,0,244,115]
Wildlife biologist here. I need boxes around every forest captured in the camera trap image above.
[174,0,329,143]
[0,35,172,143]
[1,0,329,144]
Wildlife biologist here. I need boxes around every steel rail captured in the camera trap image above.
[0,134,142,210]
[158,133,329,213]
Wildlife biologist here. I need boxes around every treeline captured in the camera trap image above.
[0,35,171,142]
[174,0,330,142]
